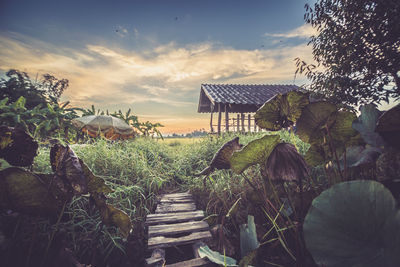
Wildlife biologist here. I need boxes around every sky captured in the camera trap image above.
[0,0,318,134]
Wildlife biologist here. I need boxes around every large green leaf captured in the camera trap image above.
[230,135,280,174]
[352,104,385,148]
[376,103,400,150]
[296,102,337,144]
[265,143,308,181]
[255,91,309,130]
[0,167,63,217]
[240,215,259,258]
[339,146,382,170]
[304,144,328,166]
[0,126,38,167]
[303,180,400,267]
[198,245,237,266]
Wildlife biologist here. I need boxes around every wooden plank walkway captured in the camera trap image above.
[145,192,214,267]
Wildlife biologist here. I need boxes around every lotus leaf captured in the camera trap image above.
[265,143,308,181]
[255,91,309,130]
[230,135,280,174]
[304,144,328,166]
[352,104,385,148]
[339,146,382,171]
[0,167,62,217]
[198,245,237,266]
[303,180,400,267]
[376,103,400,150]
[0,125,38,167]
[376,150,400,182]
[296,102,337,144]
[240,215,259,258]
[50,144,87,195]
[195,137,243,176]
[97,202,132,239]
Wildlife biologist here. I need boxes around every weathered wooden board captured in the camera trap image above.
[155,203,196,213]
[148,221,209,237]
[148,231,212,249]
[162,192,191,198]
[145,210,204,226]
[160,198,194,204]
[166,258,213,267]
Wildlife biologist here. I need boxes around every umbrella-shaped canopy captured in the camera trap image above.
[72,115,135,140]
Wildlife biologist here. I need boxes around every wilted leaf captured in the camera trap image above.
[230,135,280,174]
[79,159,113,196]
[376,103,400,150]
[376,150,400,182]
[329,110,358,146]
[339,146,382,170]
[50,144,87,195]
[240,215,259,258]
[0,167,62,217]
[296,102,337,144]
[198,245,237,266]
[303,180,400,267]
[255,91,309,130]
[352,104,385,148]
[97,202,132,238]
[0,126,38,167]
[196,137,243,176]
[265,143,308,181]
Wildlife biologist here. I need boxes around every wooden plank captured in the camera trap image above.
[156,203,196,213]
[162,192,192,198]
[145,210,204,226]
[166,258,212,267]
[160,198,194,204]
[148,221,209,237]
[148,231,212,249]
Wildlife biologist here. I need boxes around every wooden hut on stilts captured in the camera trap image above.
[197,84,301,135]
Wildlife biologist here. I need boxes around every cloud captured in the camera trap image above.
[115,26,129,37]
[0,31,313,133]
[264,24,316,39]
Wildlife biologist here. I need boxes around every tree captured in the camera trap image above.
[296,0,400,106]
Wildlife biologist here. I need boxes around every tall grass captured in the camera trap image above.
[2,131,309,266]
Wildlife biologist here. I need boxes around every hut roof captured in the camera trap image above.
[198,84,301,113]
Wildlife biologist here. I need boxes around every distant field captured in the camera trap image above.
[160,137,205,145]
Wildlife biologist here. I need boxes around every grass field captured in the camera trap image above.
[2,131,311,266]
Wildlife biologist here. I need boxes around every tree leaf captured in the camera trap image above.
[303,180,400,267]
[255,91,309,130]
[0,125,38,167]
[230,135,280,174]
[376,103,400,150]
[352,104,385,148]
[265,143,309,181]
[198,245,237,266]
[240,215,260,258]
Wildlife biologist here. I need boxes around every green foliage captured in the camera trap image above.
[240,215,259,258]
[230,134,280,174]
[255,91,309,131]
[352,104,385,148]
[296,0,400,105]
[304,180,400,267]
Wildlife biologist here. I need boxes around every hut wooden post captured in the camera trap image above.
[248,114,251,132]
[241,113,245,132]
[225,105,229,132]
[217,103,222,135]
[237,114,240,132]
[210,104,214,133]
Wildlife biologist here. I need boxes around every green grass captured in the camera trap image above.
[3,131,310,266]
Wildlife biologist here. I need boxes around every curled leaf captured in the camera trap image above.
[50,144,87,195]
[352,104,385,148]
[196,137,243,176]
[265,143,308,181]
[255,91,309,130]
[0,126,38,167]
[376,103,400,150]
[230,135,280,174]
[98,202,132,239]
